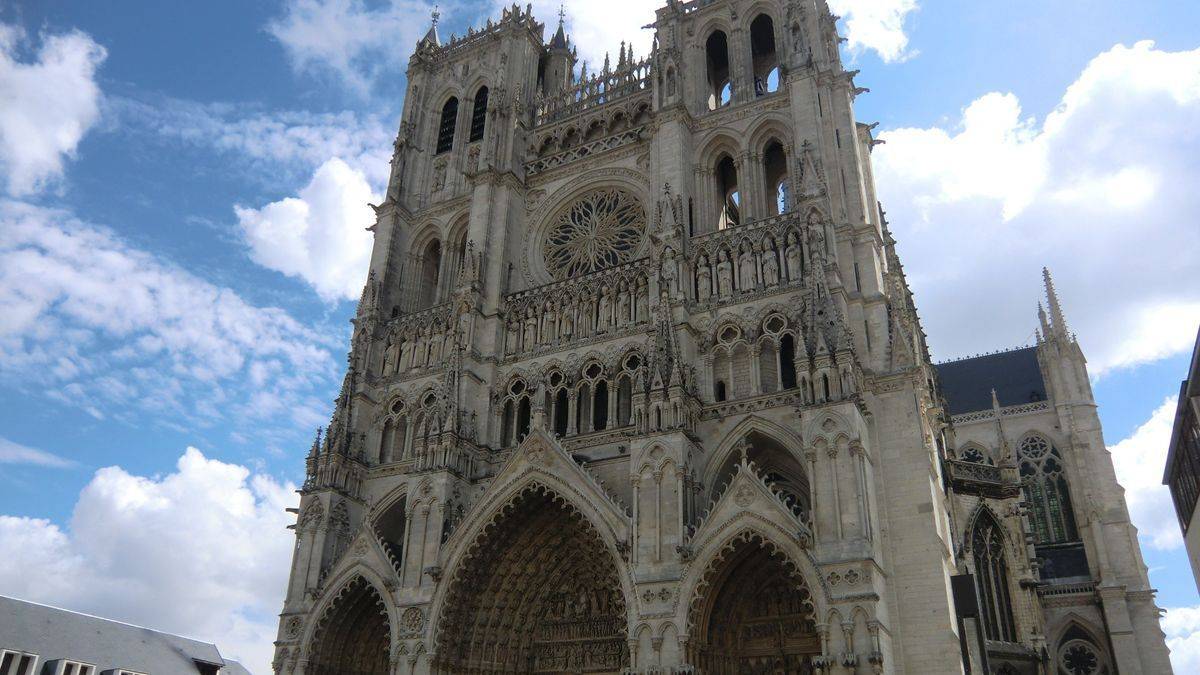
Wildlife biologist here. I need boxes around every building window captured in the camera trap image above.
[1169,401,1200,533]
[705,31,731,110]
[0,652,38,675]
[715,155,740,229]
[763,141,788,215]
[1018,435,1080,544]
[58,662,96,675]
[971,512,1017,643]
[750,14,780,96]
[469,86,489,142]
[436,97,459,154]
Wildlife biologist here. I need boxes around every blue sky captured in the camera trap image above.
[1,0,1198,672]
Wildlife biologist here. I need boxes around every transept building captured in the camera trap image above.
[272,2,1173,673]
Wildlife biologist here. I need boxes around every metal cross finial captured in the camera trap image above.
[558,3,566,25]
[431,4,440,27]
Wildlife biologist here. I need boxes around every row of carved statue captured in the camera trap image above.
[505,276,652,355]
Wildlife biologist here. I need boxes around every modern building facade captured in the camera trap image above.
[272,1,1173,673]
[1165,327,1200,594]
[0,595,250,675]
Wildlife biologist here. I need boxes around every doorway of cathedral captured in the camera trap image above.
[690,537,820,674]
[436,487,629,674]
[307,575,390,675]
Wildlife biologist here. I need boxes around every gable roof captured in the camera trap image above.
[0,595,247,674]
[935,346,1048,416]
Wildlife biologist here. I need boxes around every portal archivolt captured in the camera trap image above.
[435,486,630,674]
[307,575,391,675]
[689,536,819,674]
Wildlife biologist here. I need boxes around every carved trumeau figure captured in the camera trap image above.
[280,5,1174,675]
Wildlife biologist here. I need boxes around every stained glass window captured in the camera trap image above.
[1018,436,1080,545]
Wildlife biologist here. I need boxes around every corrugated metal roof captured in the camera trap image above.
[935,346,1048,416]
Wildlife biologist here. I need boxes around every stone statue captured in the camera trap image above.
[660,248,678,297]
[738,244,757,292]
[523,308,538,350]
[505,319,518,355]
[578,296,592,336]
[762,242,780,287]
[785,232,803,281]
[597,288,612,332]
[616,284,630,326]
[381,336,394,375]
[696,255,712,301]
[560,303,574,338]
[636,278,649,321]
[716,250,734,298]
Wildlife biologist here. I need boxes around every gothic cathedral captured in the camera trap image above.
[272,2,1173,673]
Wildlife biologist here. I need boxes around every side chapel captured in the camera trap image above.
[272,1,1174,673]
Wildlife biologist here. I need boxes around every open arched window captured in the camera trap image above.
[469,86,488,142]
[436,97,459,154]
[971,511,1017,643]
[715,155,740,229]
[763,140,789,215]
[750,14,780,96]
[1018,435,1080,544]
[705,31,732,110]
[420,239,442,309]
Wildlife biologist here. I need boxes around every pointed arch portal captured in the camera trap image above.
[308,576,390,675]
[689,537,819,674]
[436,487,630,673]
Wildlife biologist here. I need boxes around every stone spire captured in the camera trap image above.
[420,4,442,48]
[549,3,569,50]
[1042,267,1069,339]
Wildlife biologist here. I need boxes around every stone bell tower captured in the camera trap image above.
[272,2,1172,674]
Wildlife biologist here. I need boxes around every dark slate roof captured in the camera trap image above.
[935,346,1047,416]
[0,595,249,674]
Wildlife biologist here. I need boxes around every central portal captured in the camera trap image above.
[691,537,820,674]
[437,487,629,674]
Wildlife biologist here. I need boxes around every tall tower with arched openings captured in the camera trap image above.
[273,2,1174,674]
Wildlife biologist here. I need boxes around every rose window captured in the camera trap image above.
[1061,642,1100,675]
[542,188,646,279]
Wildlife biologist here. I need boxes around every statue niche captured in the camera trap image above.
[435,488,629,674]
[689,537,819,674]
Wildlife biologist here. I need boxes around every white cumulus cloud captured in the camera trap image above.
[0,448,297,674]
[0,23,106,196]
[874,41,1200,373]
[1109,396,1183,551]
[267,0,437,93]
[829,0,919,63]
[235,158,378,303]
[1163,605,1200,673]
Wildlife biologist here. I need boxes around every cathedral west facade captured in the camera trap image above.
[272,1,1173,673]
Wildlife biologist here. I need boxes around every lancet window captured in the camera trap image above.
[971,511,1017,643]
[499,378,532,447]
[436,97,459,154]
[715,155,740,230]
[419,239,442,309]
[763,140,789,215]
[1018,435,1080,545]
[377,399,410,464]
[705,30,732,110]
[469,86,488,142]
[750,14,780,96]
